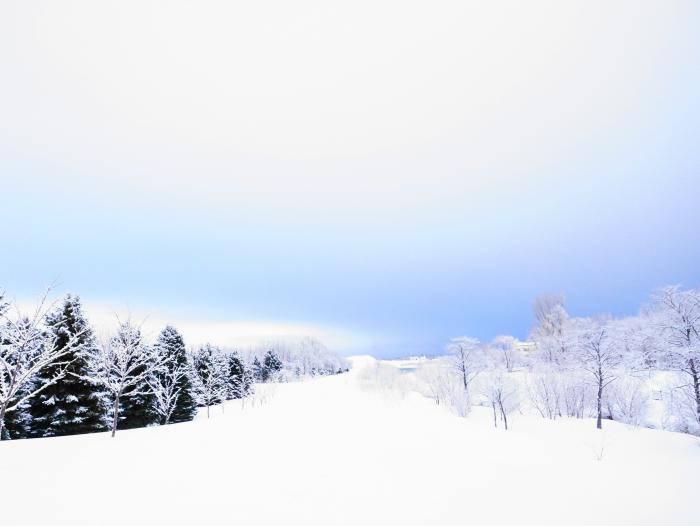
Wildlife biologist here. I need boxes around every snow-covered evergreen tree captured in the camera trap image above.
[149,326,197,424]
[0,394,30,440]
[0,291,90,440]
[25,295,107,438]
[251,356,264,382]
[117,331,160,431]
[226,352,253,399]
[191,344,228,417]
[262,350,283,382]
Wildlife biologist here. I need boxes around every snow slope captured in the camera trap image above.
[1,356,697,526]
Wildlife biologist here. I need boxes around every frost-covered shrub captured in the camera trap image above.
[415,360,452,406]
[604,376,649,427]
[415,360,473,416]
[560,372,593,419]
[526,368,592,420]
[527,369,561,419]
[477,372,520,429]
[444,376,471,417]
[662,374,700,435]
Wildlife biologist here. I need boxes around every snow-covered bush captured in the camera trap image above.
[527,369,562,420]
[478,371,520,429]
[603,375,649,427]
[415,359,452,406]
[661,373,700,435]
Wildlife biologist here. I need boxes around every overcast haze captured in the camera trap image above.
[2,1,699,356]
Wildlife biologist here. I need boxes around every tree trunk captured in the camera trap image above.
[596,374,603,430]
[500,401,508,430]
[110,393,120,438]
[492,402,497,428]
[207,404,210,419]
[0,402,7,440]
[689,358,700,426]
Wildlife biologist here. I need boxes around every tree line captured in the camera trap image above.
[416,285,700,435]
[0,291,347,440]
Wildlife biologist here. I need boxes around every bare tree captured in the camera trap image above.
[0,291,86,439]
[488,335,518,372]
[480,372,519,430]
[416,359,452,406]
[445,337,485,414]
[531,293,571,366]
[446,337,484,390]
[191,344,228,418]
[147,362,188,425]
[651,286,700,431]
[573,317,624,429]
[92,320,165,437]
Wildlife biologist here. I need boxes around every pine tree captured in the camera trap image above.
[226,352,253,399]
[252,356,264,382]
[191,344,228,417]
[262,350,283,382]
[25,295,107,438]
[151,326,198,424]
[117,326,160,430]
[0,322,30,440]
[1,396,30,440]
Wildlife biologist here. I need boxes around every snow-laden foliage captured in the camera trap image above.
[0,286,347,441]
[0,291,90,440]
[149,326,198,425]
[91,320,167,436]
[244,337,349,382]
[190,344,229,418]
[477,371,519,429]
[26,295,108,438]
[648,286,700,434]
[226,352,253,400]
[414,285,700,435]
[445,336,485,413]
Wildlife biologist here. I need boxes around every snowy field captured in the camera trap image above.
[1,356,698,526]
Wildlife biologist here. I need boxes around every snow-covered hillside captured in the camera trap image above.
[1,356,697,526]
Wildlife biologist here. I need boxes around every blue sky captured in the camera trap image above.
[2,1,699,356]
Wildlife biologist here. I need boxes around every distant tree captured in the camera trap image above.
[191,344,228,417]
[251,356,264,382]
[444,337,485,415]
[531,293,571,366]
[488,335,518,372]
[148,326,197,425]
[446,337,484,392]
[532,293,566,330]
[262,350,283,382]
[0,291,89,440]
[226,352,253,400]
[26,295,107,438]
[480,372,519,430]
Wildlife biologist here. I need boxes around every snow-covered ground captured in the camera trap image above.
[1,356,698,526]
